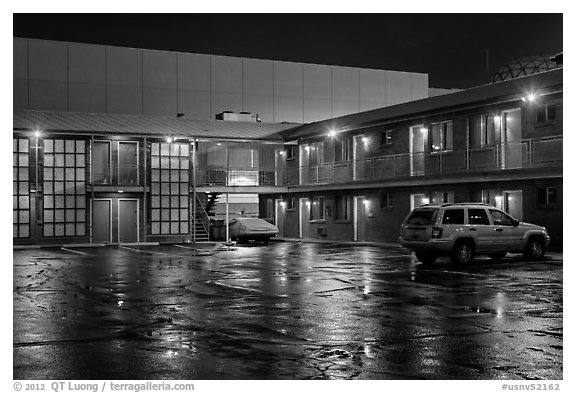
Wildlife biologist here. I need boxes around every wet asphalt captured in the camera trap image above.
[13,241,562,380]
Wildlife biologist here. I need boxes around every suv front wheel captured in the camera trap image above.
[451,240,475,265]
[523,237,546,261]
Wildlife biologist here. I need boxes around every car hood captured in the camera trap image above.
[519,222,545,230]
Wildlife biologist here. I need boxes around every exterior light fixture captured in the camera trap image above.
[34,129,41,138]
[420,128,428,134]
[328,129,337,137]
[166,136,173,143]
[362,137,369,144]
[363,199,370,207]
[422,197,430,205]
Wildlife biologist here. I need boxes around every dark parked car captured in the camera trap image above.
[229,218,279,244]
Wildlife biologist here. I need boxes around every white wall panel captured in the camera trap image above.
[143,88,177,116]
[274,61,303,98]
[360,68,387,103]
[243,58,274,96]
[143,51,177,89]
[386,70,412,105]
[106,85,142,115]
[178,90,211,119]
[332,100,359,118]
[69,83,106,113]
[303,98,332,123]
[411,73,429,100]
[332,67,359,102]
[13,78,28,110]
[243,94,274,123]
[68,43,106,84]
[29,80,68,111]
[211,92,243,119]
[211,56,242,93]
[178,53,211,91]
[13,38,28,80]
[274,96,303,123]
[359,101,385,112]
[106,46,142,87]
[303,64,331,99]
[29,40,68,82]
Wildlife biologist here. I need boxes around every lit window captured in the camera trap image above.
[310,197,325,221]
[431,121,453,151]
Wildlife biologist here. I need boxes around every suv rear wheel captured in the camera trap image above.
[523,237,546,261]
[415,251,437,265]
[451,240,474,265]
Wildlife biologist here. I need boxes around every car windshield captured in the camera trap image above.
[405,208,438,225]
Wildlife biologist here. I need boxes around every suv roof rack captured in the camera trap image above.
[439,203,492,207]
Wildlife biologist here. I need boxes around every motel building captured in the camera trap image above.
[13,38,562,251]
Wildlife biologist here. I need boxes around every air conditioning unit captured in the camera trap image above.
[215,111,260,122]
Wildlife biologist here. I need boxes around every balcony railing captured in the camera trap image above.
[196,167,287,187]
[91,165,141,186]
[289,136,562,186]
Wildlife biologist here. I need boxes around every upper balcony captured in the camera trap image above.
[288,135,562,187]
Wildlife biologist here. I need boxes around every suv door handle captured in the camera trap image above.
[494,228,503,232]
[469,227,477,231]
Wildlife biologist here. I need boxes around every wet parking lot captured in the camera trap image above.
[13,241,562,380]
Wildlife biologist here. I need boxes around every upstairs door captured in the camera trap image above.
[118,199,139,243]
[501,109,522,169]
[92,199,112,243]
[410,126,427,176]
[118,141,138,185]
[299,198,310,238]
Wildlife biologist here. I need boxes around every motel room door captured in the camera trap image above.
[275,199,285,237]
[410,126,427,176]
[92,199,112,243]
[299,198,310,238]
[118,199,139,243]
[501,109,522,169]
[353,196,366,242]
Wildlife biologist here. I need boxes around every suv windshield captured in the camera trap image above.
[405,208,438,225]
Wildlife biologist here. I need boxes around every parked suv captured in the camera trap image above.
[399,203,550,265]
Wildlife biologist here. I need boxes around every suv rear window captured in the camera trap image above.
[442,209,464,225]
[405,208,438,225]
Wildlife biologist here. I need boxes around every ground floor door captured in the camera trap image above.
[299,198,310,238]
[503,190,523,221]
[353,196,366,242]
[275,199,285,237]
[118,199,139,243]
[92,199,112,243]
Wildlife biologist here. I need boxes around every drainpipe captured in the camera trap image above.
[192,138,197,243]
[225,193,229,243]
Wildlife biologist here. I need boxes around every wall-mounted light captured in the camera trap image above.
[280,201,287,208]
[328,129,337,138]
[363,199,370,207]
[362,137,369,145]
[422,197,430,205]
[166,136,173,143]
[34,129,41,138]
[521,92,538,102]
[420,128,428,134]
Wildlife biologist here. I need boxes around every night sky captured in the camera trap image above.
[13,13,563,89]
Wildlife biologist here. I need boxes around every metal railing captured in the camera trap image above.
[288,135,562,186]
[91,165,141,186]
[195,166,287,187]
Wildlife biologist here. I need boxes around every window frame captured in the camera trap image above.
[430,120,453,152]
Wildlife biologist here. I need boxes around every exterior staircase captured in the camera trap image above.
[193,193,221,241]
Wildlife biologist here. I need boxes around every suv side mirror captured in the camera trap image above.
[513,219,519,227]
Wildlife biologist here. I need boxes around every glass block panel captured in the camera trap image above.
[19,138,29,152]
[76,223,86,236]
[161,209,170,221]
[55,196,65,209]
[180,144,189,156]
[151,209,160,221]
[151,196,160,208]
[180,209,188,220]
[171,222,179,234]
[76,140,85,152]
[19,211,29,224]
[65,182,75,193]
[161,197,169,208]
[151,143,160,156]
[44,169,53,181]
[19,169,29,181]
[77,210,86,222]
[44,225,54,237]
[65,223,75,236]
[76,196,86,208]
[180,160,189,170]
[65,154,75,167]
[76,154,86,167]
[55,224,65,236]
[44,195,54,209]
[161,222,170,234]
[151,156,160,169]
[55,140,64,152]
[13,195,18,209]
[19,153,29,167]
[44,139,54,153]
[66,196,75,207]
[170,157,179,169]
[55,209,65,222]
[180,184,188,194]
[65,209,75,221]
[19,182,29,195]
[171,196,179,207]
[55,154,65,167]
[180,196,188,206]
[171,209,178,220]
[180,170,188,182]
[44,210,54,223]
[151,183,160,195]
[65,168,75,180]
[151,169,160,182]
[151,222,160,235]
[76,168,85,181]
[65,140,75,152]
[19,225,29,238]
[13,224,18,238]
[54,168,64,180]
[171,184,179,194]
[170,143,179,156]
[180,222,189,234]
[160,143,170,155]
[161,157,169,168]
[161,183,171,195]
[44,154,54,167]
[19,196,29,209]
[54,182,64,194]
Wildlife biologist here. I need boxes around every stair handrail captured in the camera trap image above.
[194,194,211,237]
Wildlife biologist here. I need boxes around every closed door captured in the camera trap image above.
[352,135,365,180]
[502,109,522,169]
[275,199,285,237]
[92,199,111,243]
[299,198,310,238]
[118,142,138,185]
[118,199,138,243]
[410,126,427,176]
[353,196,366,242]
